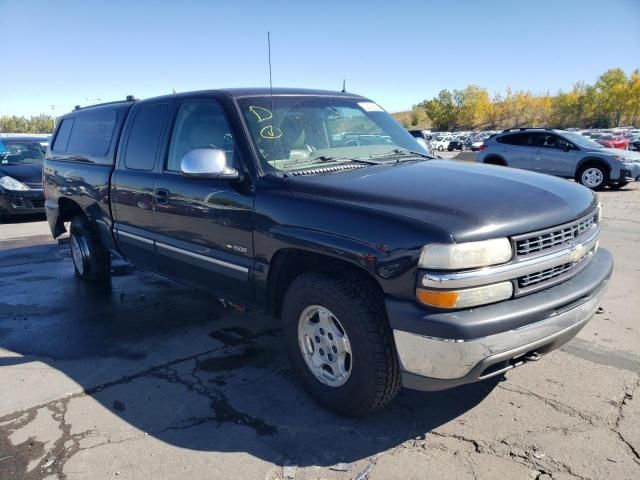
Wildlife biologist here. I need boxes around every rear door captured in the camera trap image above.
[496,133,532,169]
[111,101,172,269]
[152,98,255,303]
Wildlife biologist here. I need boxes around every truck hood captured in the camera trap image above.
[0,163,43,186]
[285,160,598,242]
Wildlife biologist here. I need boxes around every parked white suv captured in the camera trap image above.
[431,135,453,152]
[476,129,640,189]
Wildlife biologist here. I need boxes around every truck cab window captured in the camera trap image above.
[166,102,234,172]
[123,103,169,171]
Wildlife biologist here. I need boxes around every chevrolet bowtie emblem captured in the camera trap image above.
[568,243,586,263]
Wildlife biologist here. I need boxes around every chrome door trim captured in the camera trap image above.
[156,242,249,274]
[118,229,154,245]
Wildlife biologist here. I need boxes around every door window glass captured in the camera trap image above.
[124,103,169,171]
[52,118,74,152]
[166,102,234,172]
[531,133,558,148]
[66,109,117,156]
[497,133,528,146]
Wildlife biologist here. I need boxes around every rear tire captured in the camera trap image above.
[484,157,507,166]
[577,163,608,190]
[70,215,111,280]
[281,271,401,416]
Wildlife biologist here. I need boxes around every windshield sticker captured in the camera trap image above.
[358,102,384,112]
[249,105,273,122]
[260,125,283,139]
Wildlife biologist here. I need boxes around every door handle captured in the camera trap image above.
[154,188,170,205]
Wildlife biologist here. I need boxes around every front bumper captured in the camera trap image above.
[618,163,640,182]
[0,189,45,215]
[387,247,613,391]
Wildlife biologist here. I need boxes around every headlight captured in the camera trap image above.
[419,238,513,270]
[0,176,29,191]
[416,281,513,309]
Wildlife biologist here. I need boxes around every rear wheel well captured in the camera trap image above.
[484,156,507,166]
[53,198,84,237]
[267,249,383,318]
[58,198,84,222]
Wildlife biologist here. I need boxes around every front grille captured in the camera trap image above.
[514,213,596,257]
[518,262,575,288]
[30,199,45,208]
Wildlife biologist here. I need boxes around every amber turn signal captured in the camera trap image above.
[415,289,459,308]
[416,281,513,309]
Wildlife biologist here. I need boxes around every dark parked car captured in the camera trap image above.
[628,134,640,151]
[44,89,612,416]
[447,137,467,151]
[0,136,47,222]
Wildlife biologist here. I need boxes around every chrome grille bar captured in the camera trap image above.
[422,223,600,290]
[513,212,597,257]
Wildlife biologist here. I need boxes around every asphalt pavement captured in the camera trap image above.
[0,177,639,480]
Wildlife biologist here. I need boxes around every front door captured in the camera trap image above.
[153,99,255,304]
[530,133,577,176]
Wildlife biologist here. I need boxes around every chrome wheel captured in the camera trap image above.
[71,234,88,275]
[297,305,352,387]
[581,167,604,188]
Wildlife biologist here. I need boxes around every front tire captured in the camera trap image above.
[577,163,608,190]
[281,271,401,416]
[70,215,111,280]
[608,181,629,190]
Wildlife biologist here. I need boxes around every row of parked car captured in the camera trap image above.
[409,130,500,153]
[411,127,640,154]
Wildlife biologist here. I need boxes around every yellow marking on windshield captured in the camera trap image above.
[260,125,283,139]
[249,106,273,122]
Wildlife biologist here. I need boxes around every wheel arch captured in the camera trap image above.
[483,155,508,166]
[576,157,611,176]
[266,247,384,318]
[49,197,85,238]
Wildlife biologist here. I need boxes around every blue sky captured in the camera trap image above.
[1,0,638,117]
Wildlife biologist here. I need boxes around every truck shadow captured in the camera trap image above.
[0,243,498,472]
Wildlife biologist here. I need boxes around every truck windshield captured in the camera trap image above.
[236,96,429,173]
[0,141,46,165]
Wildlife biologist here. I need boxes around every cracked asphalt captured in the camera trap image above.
[1,184,639,480]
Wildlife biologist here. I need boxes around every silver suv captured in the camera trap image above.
[476,128,640,190]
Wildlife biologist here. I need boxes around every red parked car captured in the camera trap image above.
[596,134,629,149]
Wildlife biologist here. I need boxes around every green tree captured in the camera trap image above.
[595,68,629,126]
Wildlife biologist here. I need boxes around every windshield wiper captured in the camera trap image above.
[369,148,435,162]
[313,155,380,165]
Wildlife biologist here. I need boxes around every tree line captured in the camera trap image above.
[0,114,55,134]
[405,68,640,131]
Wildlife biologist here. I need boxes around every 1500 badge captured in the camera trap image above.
[226,244,248,254]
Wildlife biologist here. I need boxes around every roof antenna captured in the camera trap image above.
[268,32,274,107]
[267,32,276,173]
[341,79,346,93]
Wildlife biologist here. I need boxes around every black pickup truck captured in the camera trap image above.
[44,89,613,416]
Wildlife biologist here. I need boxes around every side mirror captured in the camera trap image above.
[180,148,241,180]
[563,143,572,152]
